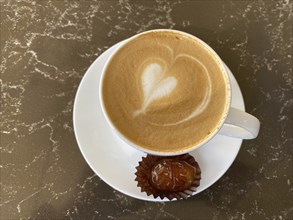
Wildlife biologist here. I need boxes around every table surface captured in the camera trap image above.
[1,1,292,219]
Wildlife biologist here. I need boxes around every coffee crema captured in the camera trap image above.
[102,30,229,153]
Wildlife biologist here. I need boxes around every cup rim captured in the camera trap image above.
[99,29,231,156]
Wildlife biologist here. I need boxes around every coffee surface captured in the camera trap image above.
[102,31,229,153]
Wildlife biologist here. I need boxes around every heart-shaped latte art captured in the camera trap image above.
[133,63,177,117]
[133,52,212,126]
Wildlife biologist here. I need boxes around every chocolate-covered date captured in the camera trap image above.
[150,159,196,191]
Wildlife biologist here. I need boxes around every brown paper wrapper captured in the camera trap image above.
[135,153,201,200]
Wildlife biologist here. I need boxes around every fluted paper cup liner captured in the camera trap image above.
[135,154,201,200]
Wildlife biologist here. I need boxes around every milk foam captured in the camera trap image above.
[133,63,177,117]
[102,30,228,152]
[133,48,212,126]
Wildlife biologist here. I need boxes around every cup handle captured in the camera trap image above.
[218,107,260,139]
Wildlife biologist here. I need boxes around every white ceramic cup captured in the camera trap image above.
[99,29,260,156]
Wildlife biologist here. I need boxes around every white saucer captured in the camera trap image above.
[73,41,245,202]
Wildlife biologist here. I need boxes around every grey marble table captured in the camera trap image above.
[1,0,292,219]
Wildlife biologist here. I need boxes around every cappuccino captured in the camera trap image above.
[102,30,229,153]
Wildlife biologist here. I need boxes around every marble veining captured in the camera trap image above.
[1,0,292,219]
